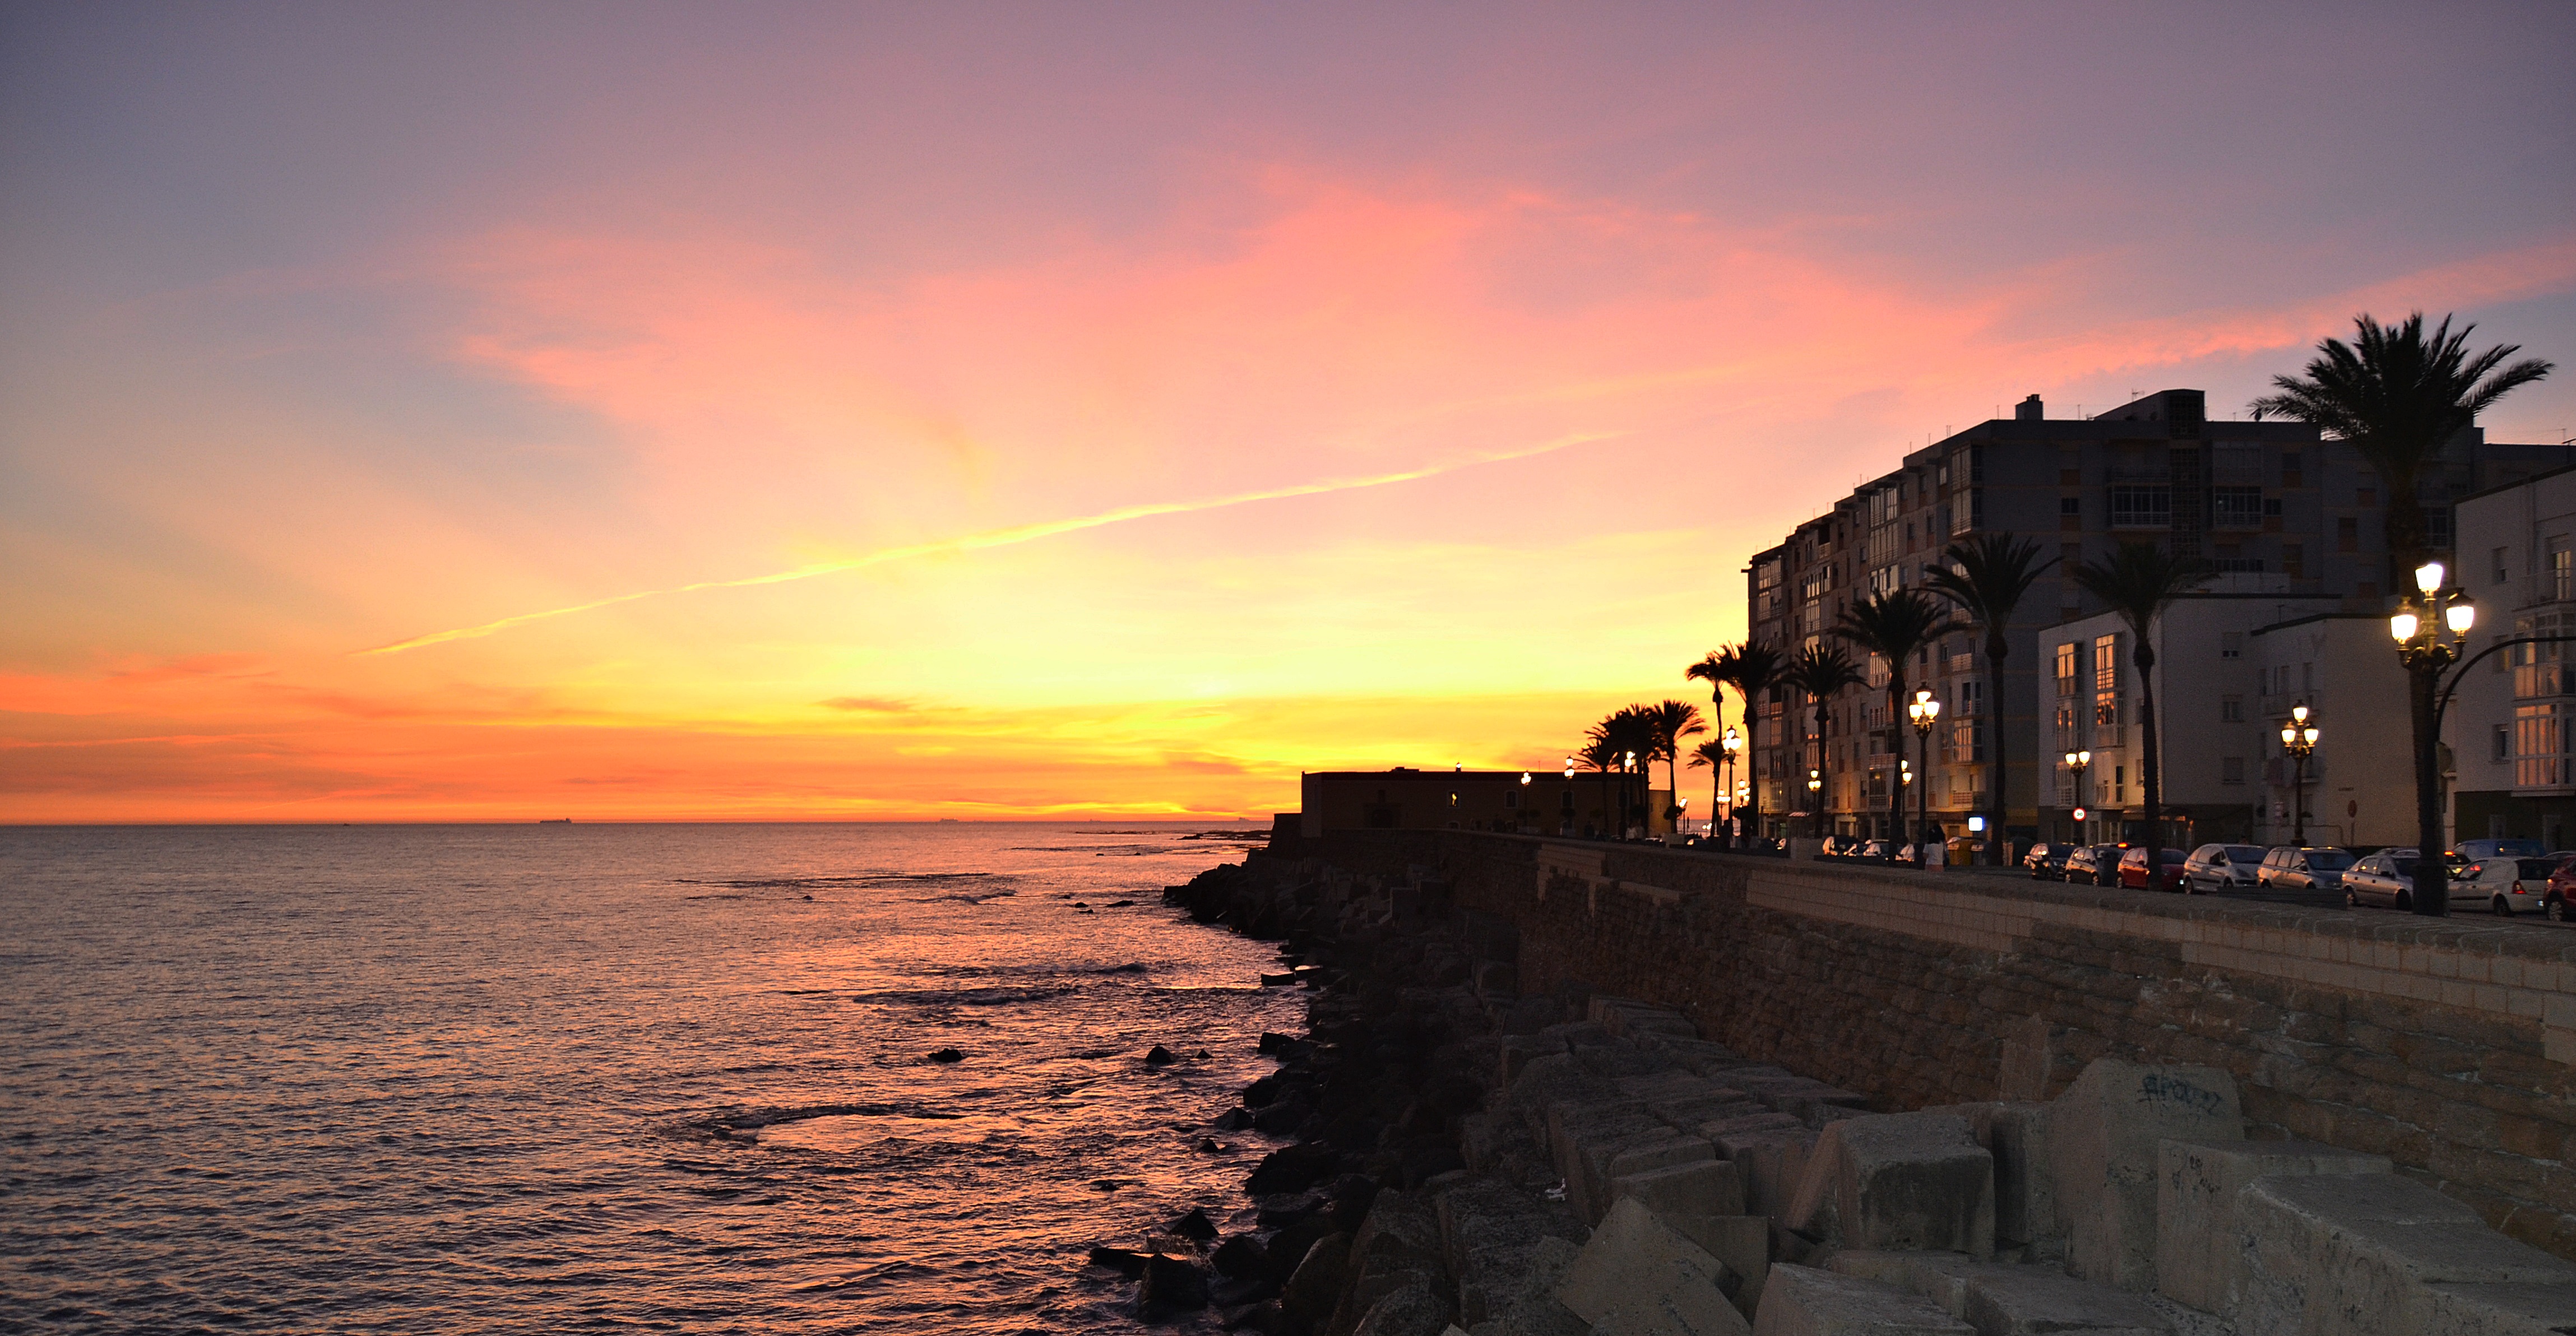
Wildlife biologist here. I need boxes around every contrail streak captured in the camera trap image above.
[358,432,1611,656]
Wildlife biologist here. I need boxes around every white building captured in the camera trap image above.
[2032,591,2340,846]
[2449,465,2576,847]
[2245,613,2417,848]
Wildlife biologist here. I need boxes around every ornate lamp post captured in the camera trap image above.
[1907,688,1942,865]
[2392,561,2475,916]
[2063,749,2092,841]
[1720,727,1743,847]
[1806,768,1823,841]
[2278,702,2319,846]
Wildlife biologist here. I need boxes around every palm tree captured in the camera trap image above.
[1832,589,1946,846]
[1712,642,1785,842]
[1688,736,1729,836]
[1686,649,1737,743]
[1588,707,1660,837]
[2252,313,2552,915]
[1784,643,1865,838]
[2251,312,2552,575]
[1577,730,1621,838]
[1641,699,1708,833]
[2073,542,2212,885]
[1925,534,2057,862]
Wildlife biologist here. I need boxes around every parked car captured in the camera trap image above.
[2182,843,2269,894]
[2454,838,2548,862]
[2257,846,2355,895]
[1855,838,1894,861]
[2544,859,2576,921]
[2342,848,2470,911]
[2062,844,2123,887]
[2119,846,2189,892]
[2456,857,2565,916]
[2024,843,2073,880]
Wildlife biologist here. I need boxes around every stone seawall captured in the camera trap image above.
[1271,828,2576,1263]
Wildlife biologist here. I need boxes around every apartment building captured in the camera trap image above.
[2449,465,2576,846]
[1743,389,2564,845]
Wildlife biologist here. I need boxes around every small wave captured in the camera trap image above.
[844,985,1080,1007]
[675,871,1009,890]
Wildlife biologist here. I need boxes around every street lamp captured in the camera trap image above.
[1806,768,1823,841]
[1721,727,1743,847]
[1907,688,1942,865]
[2391,560,2475,916]
[2064,749,2092,841]
[2278,702,2319,846]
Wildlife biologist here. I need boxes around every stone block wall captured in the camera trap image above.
[1275,829,2576,1261]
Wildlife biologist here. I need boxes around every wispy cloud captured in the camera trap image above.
[356,429,1613,656]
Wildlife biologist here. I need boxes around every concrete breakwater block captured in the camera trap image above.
[1725,1068,1874,1129]
[1616,1158,1748,1220]
[2414,1281,2576,1335]
[1752,1263,1973,1335]
[1555,1197,1752,1335]
[2236,1171,2576,1336]
[1787,1112,1996,1258]
[2047,1059,2241,1292]
[1919,1102,2058,1260]
[1828,1251,2175,1334]
[2152,1139,2391,1318]
[1715,1124,1820,1226]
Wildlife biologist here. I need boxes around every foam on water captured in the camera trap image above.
[0,822,1296,1334]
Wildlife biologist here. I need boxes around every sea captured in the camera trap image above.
[0,822,1303,1334]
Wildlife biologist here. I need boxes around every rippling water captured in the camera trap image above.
[0,823,1298,1333]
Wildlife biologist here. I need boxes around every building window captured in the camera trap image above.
[2093,633,2120,728]
[2552,539,2571,602]
[2426,508,2453,551]
[2282,450,2303,484]
[1505,790,1519,809]
[2221,632,2243,660]
[2283,542,2304,578]
[2109,486,2171,529]
[2337,517,2359,553]
[2221,756,2245,785]
[2212,558,2265,573]
[2061,496,2082,516]
[1956,679,1982,715]
[2221,695,2244,722]
[2212,487,2264,528]
[2493,546,2510,585]
[2517,704,2569,788]
[2495,725,2512,763]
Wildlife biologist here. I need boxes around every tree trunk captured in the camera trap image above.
[1738,688,1761,845]
[1884,672,1907,846]
[1813,700,1832,838]
[2136,639,2161,887]
[1986,635,2009,864]
[2410,658,2450,915]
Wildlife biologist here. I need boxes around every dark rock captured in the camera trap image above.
[1138,1252,1210,1310]
[1246,1143,1340,1195]
[1109,899,1135,907]
[928,1047,965,1063]
[1221,1299,1281,1332]
[1212,1232,1268,1278]
[1244,1075,1283,1107]
[1258,1032,1303,1055]
[1252,1101,1313,1135]
[1087,1244,1149,1277]
[1144,1045,1177,1065]
[1164,1206,1219,1241]
[1277,1232,1351,1330]
[1257,1190,1328,1230]
[1327,1172,1382,1231]
[1213,1107,1254,1131]
[1197,1138,1228,1153]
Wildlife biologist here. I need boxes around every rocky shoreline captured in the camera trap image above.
[1094,848,2576,1336]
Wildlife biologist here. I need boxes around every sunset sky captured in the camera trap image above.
[6,3,2574,822]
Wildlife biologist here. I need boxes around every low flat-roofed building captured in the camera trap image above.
[1298,768,1674,840]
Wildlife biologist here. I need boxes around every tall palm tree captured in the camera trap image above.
[1713,642,1785,842]
[2251,312,2552,574]
[1688,736,1729,836]
[2073,542,2212,885]
[1641,699,1708,833]
[1784,643,1865,837]
[1925,534,2057,862]
[2252,313,2552,915]
[1686,649,1738,744]
[1832,589,1945,845]
[1588,707,1659,837]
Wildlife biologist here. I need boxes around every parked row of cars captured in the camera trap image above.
[2021,836,2575,918]
[1816,834,1981,864]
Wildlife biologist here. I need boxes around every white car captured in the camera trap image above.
[2183,843,2268,894]
[2343,848,2473,911]
[2257,846,2354,894]
[2455,856,2567,917]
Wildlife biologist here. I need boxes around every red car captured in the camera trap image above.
[2543,857,2576,921]
[2119,846,2189,892]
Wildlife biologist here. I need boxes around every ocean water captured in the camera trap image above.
[0,822,1299,1334]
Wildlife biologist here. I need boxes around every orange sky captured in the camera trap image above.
[5,5,2574,822]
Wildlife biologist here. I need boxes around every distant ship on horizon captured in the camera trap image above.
[539,818,572,824]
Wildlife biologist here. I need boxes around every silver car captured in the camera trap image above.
[2342,848,2470,911]
[2258,846,2354,895]
[2182,843,2268,894]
